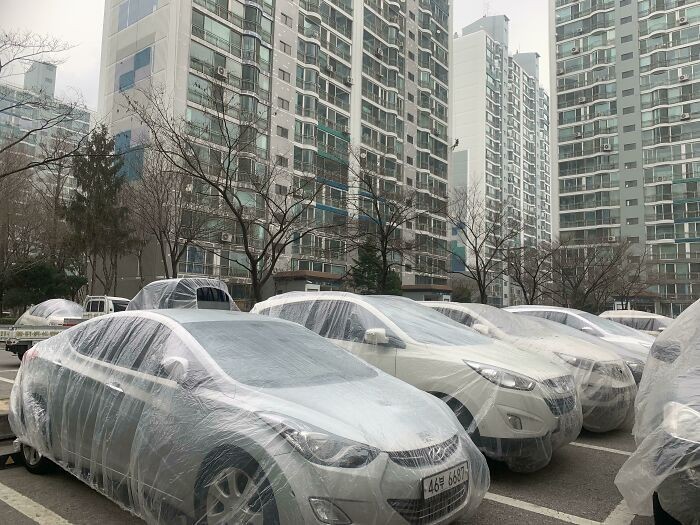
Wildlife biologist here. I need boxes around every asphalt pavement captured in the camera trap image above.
[0,348,655,525]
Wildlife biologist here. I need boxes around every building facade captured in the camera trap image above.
[450,16,552,306]
[98,0,453,303]
[551,0,700,316]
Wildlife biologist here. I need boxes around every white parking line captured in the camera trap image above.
[603,499,635,525]
[0,376,15,384]
[0,480,74,524]
[484,493,600,525]
[570,442,632,456]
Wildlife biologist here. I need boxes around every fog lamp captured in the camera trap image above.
[507,414,523,430]
[309,498,352,524]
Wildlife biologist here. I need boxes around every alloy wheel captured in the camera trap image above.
[205,466,266,525]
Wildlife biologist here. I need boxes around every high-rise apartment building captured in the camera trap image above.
[98,0,452,302]
[551,0,700,316]
[451,16,552,306]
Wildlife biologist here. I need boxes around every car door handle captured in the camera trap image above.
[106,382,123,394]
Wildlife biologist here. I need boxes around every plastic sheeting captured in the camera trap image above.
[127,278,240,311]
[599,310,672,336]
[15,299,84,326]
[10,309,490,524]
[615,299,700,523]
[423,303,636,434]
[253,292,584,473]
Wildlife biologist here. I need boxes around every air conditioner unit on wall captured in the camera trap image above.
[215,66,227,77]
[578,96,587,104]
[608,236,617,242]
[681,113,691,120]
[602,143,612,151]
[344,76,353,86]
[571,47,580,54]
[678,17,688,25]
[679,74,689,82]
[221,233,233,243]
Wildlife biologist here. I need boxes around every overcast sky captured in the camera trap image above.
[1,0,549,110]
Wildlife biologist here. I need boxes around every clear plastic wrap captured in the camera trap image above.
[126,278,240,311]
[599,310,672,336]
[15,299,85,326]
[253,292,583,473]
[10,309,490,524]
[423,302,636,434]
[615,299,700,523]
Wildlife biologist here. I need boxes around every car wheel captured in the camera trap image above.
[653,492,681,525]
[438,394,482,446]
[195,447,279,525]
[21,444,54,475]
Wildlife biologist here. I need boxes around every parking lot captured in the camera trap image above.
[0,350,654,525]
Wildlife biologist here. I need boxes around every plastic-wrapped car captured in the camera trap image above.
[422,302,636,433]
[10,309,489,525]
[599,310,672,337]
[253,292,582,473]
[506,305,652,384]
[127,278,240,311]
[15,299,84,326]
[615,299,700,524]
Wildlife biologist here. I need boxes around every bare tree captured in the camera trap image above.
[448,185,522,304]
[607,248,656,310]
[506,241,560,305]
[0,30,90,181]
[124,83,337,302]
[125,150,219,279]
[549,240,633,312]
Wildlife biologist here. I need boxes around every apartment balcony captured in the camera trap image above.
[645,193,673,203]
[645,213,674,222]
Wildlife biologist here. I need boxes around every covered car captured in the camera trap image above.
[127,278,239,311]
[10,309,489,525]
[254,292,582,473]
[599,310,672,337]
[615,299,700,524]
[422,302,636,433]
[15,299,84,327]
[506,305,652,383]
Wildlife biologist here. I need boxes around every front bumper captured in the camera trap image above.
[581,383,636,433]
[274,434,488,525]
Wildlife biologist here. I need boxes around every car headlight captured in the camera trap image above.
[258,413,379,468]
[623,358,645,381]
[464,360,536,391]
[555,352,595,370]
[663,402,700,444]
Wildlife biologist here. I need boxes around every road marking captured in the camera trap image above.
[0,480,74,524]
[0,376,14,384]
[603,499,635,525]
[570,442,632,456]
[484,493,600,525]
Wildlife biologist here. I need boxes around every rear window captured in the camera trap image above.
[112,300,129,312]
[183,320,378,388]
[196,287,231,310]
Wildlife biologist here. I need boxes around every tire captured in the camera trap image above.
[21,443,54,475]
[194,447,280,525]
[653,492,681,525]
[437,394,482,446]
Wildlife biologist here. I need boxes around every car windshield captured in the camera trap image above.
[362,296,489,346]
[32,299,83,319]
[183,320,378,388]
[461,304,540,335]
[607,315,670,332]
[577,310,652,339]
[112,300,129,312]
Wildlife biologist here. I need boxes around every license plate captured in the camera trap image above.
[422,462,467,499]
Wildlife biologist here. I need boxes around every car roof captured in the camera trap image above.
[600,310,664,319]
[148,309,261,324]
[259,291,413,307]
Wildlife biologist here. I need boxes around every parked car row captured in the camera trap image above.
[11,281,688,524]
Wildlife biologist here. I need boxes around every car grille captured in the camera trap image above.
[388,435,459,468]
[545,395,577,416]
[388,483,467,525]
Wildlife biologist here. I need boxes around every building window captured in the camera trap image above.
[115,45,152,92]
[622,88,634,96]
[407,156,413,165]
[625,180,638,188]
[408,51,415,61]
[278,68,290,82]
[409,31,415,40]
[276,155,289,167]
[621,34,633,43]
[626,217,639,225]
[624,143,637,151]
[276,125,289,138]
[626,199,638,206]
[621,16,632,24]
[622,70,634,78]
[280,12,293,27]
[623,106,635,114]
[624,161,637,169]
[408,93,414,102]
[621,52,633,60]
[408,72,414,82]
[623,124,636,132]
[407,113,414,122]
[118,0,157,31]
[280,41,292,55]
[277,97,290,110]
[409,11,415,20]
[407,134,414,144]
[620,0,631,5]
[627,236,639,243]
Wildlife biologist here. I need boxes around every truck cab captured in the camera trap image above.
[82,296,130,318]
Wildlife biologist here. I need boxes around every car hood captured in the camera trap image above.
[236,375,460,452]
[419,340,569,381]
[506,333,619,363]
[601,336,650,361]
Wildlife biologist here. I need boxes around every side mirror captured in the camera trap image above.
[658,327,666,333]
[472,323,490,336]
[580,326,594,333]
[160,357,189,384]
[364,328,390,346]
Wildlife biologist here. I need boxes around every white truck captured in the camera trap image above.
[0,296,129,360]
